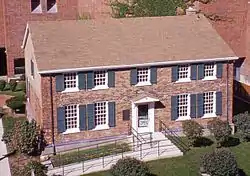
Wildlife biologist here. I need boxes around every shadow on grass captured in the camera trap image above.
[194,137,214,147]
[148,174,157,176]
[222,136,240,147]
[239,168,246,176]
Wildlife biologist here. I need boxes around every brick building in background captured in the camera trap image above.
[0,0,109,77]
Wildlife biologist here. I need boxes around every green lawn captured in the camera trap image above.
[84,141,250,176]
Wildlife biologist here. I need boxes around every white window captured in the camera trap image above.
[93,71,108,89]
[65,105,79,131]
[178,65,190,81]
[31,0,42,13]
[47,0,58,13]
[136,68,151,86]
[64,73,78,91]
[94,102,109,130]
[203,92,216,117]
[177,94,190,120]
[204,64,216,79]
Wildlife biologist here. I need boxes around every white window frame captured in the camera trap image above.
[63,104,80,134]
[47,0,58,13]
[92,71,109,90]
[62,73,79,93]
[135,68,151,86]
[203,64,217,80]
[93,101,109,130]
[202,91,216,118]
[176,94,191,121]
[176,65,191,83]
[31,0,42,13]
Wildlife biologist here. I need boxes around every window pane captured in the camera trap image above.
[137,68,149,83]
[64,73,77,89]
[47,0,57,12]
[178,65,189,79]
[94,71,107,86]
[177,94,188,117]
[95,102,107,126]
[204,92,214,114]
[204,64,215,77]
[65,105,78,129]
[31,0,40,11]
[14,58,25,75]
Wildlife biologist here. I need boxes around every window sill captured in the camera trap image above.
[202,114,217,119]
[202,76,217,81]
[175,116,191,121]
[92,125,110,131]
[61,88,79,93]
[135,82,152,87]
[92,85,109,91]
[175,78,191,83]
[63,128,80,134]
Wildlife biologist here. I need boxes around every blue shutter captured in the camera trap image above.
[57,107,65,133]
[108,71,115,87]
[191,64,197,80]
[171,96,178,120]
[78,73,86,90]
[56,75,65,92]
[190,94,197,118]
[171,66,178,82]
[87,72,94,89]
[198,64,204,80]
[87,104,95,130]
[216,91,222,115]
[79,105,87,131]
[150,67,157,84]
[108,102,116,127]
[197,93,204,117]
[216,63,223,78]
[130,69,137,85]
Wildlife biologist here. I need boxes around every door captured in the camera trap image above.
[137,104,150,133]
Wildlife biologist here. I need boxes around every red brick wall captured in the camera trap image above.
[39,63,234,144]
[0,0,5,47]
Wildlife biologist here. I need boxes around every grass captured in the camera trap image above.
[51,143,131,167]
[84,139,250,176]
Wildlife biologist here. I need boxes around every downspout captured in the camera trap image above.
[226,62,229,123]
[50,75,56,155]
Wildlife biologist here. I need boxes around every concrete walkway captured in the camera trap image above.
[0,118,11,176]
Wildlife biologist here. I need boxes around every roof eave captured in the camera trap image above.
[38,56,238,75]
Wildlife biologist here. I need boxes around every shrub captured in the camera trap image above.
[9,79,17,91]
[13,160,48,176]
[3,82,11,91]
[15,81,26,92]
[110,157,150,176]
[201,148,239,176]
[207,118,232,147]
[0,80,6,91]
[182,120,204,147]
[6,96,25,111]
[233,111,250,141]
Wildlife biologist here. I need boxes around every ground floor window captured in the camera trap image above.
[14,58,25,75]
[65,105,78,130]
[94,102,108,127]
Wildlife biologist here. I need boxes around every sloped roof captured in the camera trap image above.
[26,14,237,73]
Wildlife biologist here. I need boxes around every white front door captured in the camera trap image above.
[132,102,155,133]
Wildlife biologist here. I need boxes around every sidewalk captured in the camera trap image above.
[0,118,11,176]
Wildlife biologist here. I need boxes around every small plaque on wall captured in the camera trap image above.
[123,109,130,121]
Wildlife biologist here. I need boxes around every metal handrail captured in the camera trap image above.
[159,120,189,153]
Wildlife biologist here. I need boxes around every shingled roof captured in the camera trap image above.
[25,14,237,73]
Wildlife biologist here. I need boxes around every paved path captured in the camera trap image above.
[0,118,11,176]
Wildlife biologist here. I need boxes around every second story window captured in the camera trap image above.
[204,64,216,79]
[94,71,108,89]
[178,65,190,81]
[137,68,150,84]
[64,73,78,90]
[47,0,58,13]
[31,0,42,13]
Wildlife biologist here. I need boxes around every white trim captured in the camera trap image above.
[203,91,216,118]
[63,104,80,134]
[92,71,109,90]
[135,82,152,87]
[134,97,159,104]
[176,78,191,83]
[203,63,217,81]
[61,73,79,93]
[92,101,110,131]
[38,57,238,74]
[176,94,191,121]
[63,128,80,134]
[135,67,151,86]
[21,24,29,49]
[177,65,191,82]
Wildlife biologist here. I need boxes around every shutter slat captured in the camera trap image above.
[197,93,204,117]
[79,105,87,131]
[108,71,115,87]
[150,67,157,84]
[78,73,86,90]
[190,94,197,118]
[198,64,204,80]
[171,96,178,120]
[171,66,178,82]
[108,102,116,127]
[87,72,94,89]
[87,104,95,130]
[191,65,197,80]
[130,69,137,85]
[216,91,222,115]
[216,63,223,78]
[57,107,65,133]
[56,75,65,92]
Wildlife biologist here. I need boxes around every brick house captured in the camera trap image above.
[0,0,109,77]
[22,14,238,152]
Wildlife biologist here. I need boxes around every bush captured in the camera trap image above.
[13,160,48,176]
[9,79,17,91]
[3,83,11,91]
[233,111,250,141]
[182,120,204,147]
[207,118,232,147]
[6,96,25,111]
[110,157,150,176]
[201,148,239,176]
[15,81,26,92]
[0,80,6,91]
